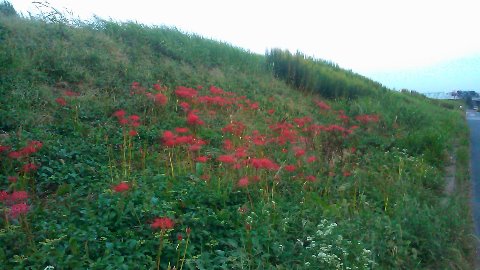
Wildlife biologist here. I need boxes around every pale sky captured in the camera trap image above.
[8,0,480,93]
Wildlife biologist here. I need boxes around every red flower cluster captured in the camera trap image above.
[186,111,204,126]
[113,182,130,193]
[162,130,206,149]
[113,110,141,136]
[355,114,380,124]
[175,86,198,99]
[6,140,43,160]
[0,190,30,219]
[151,217,175,230]
[315,100,331,110]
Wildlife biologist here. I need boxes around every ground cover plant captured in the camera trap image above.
[0,3,476,269]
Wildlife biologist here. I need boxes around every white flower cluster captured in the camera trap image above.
[303,219,374,269]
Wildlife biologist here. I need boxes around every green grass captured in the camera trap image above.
[0,7,475,269]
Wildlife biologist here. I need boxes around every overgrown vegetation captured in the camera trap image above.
[0,3,475,269]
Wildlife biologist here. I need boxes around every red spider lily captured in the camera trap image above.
[186,111,204,126]
[223,139,233,151]
[129,120,140,127]
[351,147,357,153]
[9,203,29,218]
[355,114,380,124]
[21,163,38,173]
[294,148,306,158]
[113,109,126,119]
[234,147,248,158]
[7,151,21,159]
[250,103,259,110]
[64,90,80,97]
[293,117,312,128]
[162,130,176,141]
[9,191,28,202]
[175,135,194,145]
[55,97,67,106]
[175,127,189,133]
[128,130,138,137]
[222,121,246,136]
[196,156,209,163]
[305,175,316,182]
[251,131,267,146]
[343,171,352,177]
[151,217,174,230]
[153,93,168,106]
[209,85,224,95]
[237,176,249,188]
[179,102,190,112]
[188,144,202,152]
[7,176,17,183]
[315,100,331,110]
[0,191,8,202]
[186,227,191,235]
[113,182,130,193]
[118,118,129,125]
[267,109,275,115]
[217,155,236,164]
[0,145,11,153]
[250,158,280,170]
[285,165,296,172]
[177,233,183,241]
[307,156,316,163]
[175,86,198,99]
[129,115,140,122]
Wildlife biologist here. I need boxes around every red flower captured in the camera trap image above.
[267,109,275,115]
[217,155,236,164]
[175,86,198,99]
[343,171,352,177]
[55,97,67,106]
[307,156,316,163]
[179,102,190,112]
[7,176,17,183]
[113,182,130,193]
[64,90,80,97]
[285,165,296,172]
[113,109,126,119]
[7,151,22,159]
[237,177,249,188]
[10,191,28,202]
[223,139,233,151]
[209,85,224,95]
[196,156,209,163]
[305,175,316,182]
[187,111,204,126]
[153,93,168,106]
[9,203,29,218]
[0,145,11,153]
[315,100,331,110]
[21,163,38,173]
[294,148,306,158]
[175,127,189,133]
[151,217,175,230]
[0,191,8,202]
[128,130,138,137]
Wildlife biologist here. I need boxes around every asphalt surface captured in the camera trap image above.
[467,110,480,259]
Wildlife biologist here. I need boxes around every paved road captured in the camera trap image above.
[467,110,480,259]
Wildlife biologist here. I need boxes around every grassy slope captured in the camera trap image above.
[0,13,475,269]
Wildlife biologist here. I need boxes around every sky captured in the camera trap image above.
[8,0,480,93]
